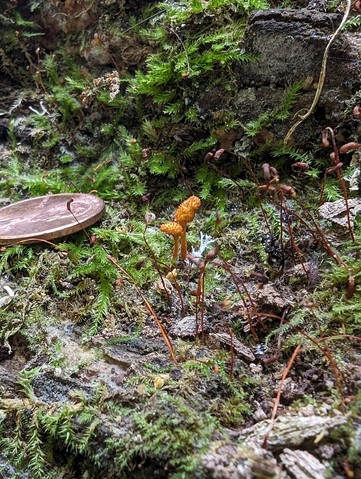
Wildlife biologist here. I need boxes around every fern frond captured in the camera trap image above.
[343,15,361,30]
[245,81,303,136]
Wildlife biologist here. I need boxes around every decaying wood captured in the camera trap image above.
[280,448,327,479]
[239,414,347,449]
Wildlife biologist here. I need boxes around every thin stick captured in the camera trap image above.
[172,279,186,317]
[278,192,285,274]
[284,205,309,280]
[213,258,258,341]
[324,127,355,242]
[229,327,234,381]
[142,222,171,303]
[121,9,167,34]
[194,260,207,341]
[284,0,351,144]
[108,255,177,364]
[317,334,361,343]
[10,238,67,250]
[285,200,345,266]
[67,199,92,242]
[301,331,347,400]
[169,27,191,75]
[262,344,302,448]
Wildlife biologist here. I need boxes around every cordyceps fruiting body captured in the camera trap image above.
[174,195,201,260]
[160,221,183,261]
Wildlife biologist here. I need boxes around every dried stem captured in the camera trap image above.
[262,344,302,448]
[197,263,206,340]
[169,27,191,76]
[142,221,171,303]
[301,331,348,401]
[67,199,92,243]
[283,204,309,280]
[286,199,345,266]
[322,127,355,242]
[213,258,258,341]
[108,255,177,364]
[229,327,234,381]
[171,278,186,317]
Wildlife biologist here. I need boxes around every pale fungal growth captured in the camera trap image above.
[160,221,183,261]
[191,232,216,261]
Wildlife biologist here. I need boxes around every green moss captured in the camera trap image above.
[106,393,217,478]
[0,367,220,479]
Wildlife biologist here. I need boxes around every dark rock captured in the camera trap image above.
[242,9,360,88]
[235,8,361,144]
[32,371,93,403]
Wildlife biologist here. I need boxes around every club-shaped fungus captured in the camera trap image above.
[160,221,183,261]
[174,195,201,260]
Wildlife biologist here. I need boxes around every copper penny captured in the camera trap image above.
[0,193,105,245]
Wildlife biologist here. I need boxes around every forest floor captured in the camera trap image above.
[0,1,361,478]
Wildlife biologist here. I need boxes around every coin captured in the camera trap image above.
[0,193,105,245]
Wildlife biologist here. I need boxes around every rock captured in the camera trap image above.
[253,284,293,314]
[210,332,255,362]
[0,365,18,395]
[201,444,240,479]
[0,284,15,310]
[0,453,30,479]
[32,371,93,403]
[235,8,361,144]
[82,36,114,66]
[201,442,285,479]
[169,315,209,337]
[253,407,268,422]
[40,0,98,35]
[352,424,361,455]
[242,9,352,87]
[318,198,361,228]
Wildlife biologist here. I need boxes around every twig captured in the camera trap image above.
[142,220,171,303]
[302,331,348,400]
[213,258,258,341]
[108,255,178,364]
[121,9,167,34]
[229,327,234,381]
[66,199,92,243]
[10,238,67,250]
[262,344,302,448]
[322,127,355,242]
[169,27,191,76]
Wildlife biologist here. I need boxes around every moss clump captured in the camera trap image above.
[107,393,217,478]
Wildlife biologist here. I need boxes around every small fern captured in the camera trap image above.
[147,151,179,177]
[0,245,34,274]
[343,15,361,30]
[67,244,119,334]
[245,81,303,136]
